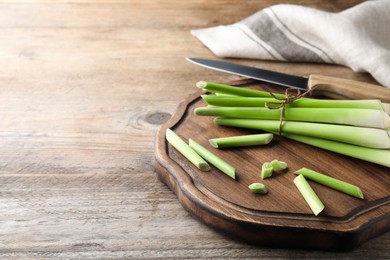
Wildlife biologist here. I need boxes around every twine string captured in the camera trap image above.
[265,88,313,136]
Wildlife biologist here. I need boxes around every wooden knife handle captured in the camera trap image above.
[307,74,390,103]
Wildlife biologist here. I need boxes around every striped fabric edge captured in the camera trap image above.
[240,9,327,63]
[266,8,335,63]
[232,23,285,61]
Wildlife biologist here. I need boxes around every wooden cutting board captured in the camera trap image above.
[154,83,390,251]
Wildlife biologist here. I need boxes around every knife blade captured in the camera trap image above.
[186,57,390,103]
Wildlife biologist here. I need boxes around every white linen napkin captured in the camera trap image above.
[191,1,390,88]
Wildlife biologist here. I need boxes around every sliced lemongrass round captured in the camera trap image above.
[188,139,236,179]
[165,129,210,171]
[270,160,288,171]
[293,174,325,216]
[209,133,273,148]
[261,162,273,179]
[294,168,364,199]
[248,183,268,194]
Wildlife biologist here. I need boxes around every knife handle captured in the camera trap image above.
[307,74,390,103]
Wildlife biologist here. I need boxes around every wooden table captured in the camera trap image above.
[0,0,388,258]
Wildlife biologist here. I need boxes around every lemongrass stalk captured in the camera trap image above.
[202,95,277,107]
[196,106,279,120]
[209,133,273,148]
[202,95,386,111]
[270,160,288,171]
[261,162,273,179]
[294,168,364,199]
[196,106,390,129]
[293,98,386,111]
[196,81,285,98]
[283,133,390,168]
[248,183,268,194]
[188,139,236,179]
[165,129,210,171]
[382,103,390,114]
[294,175,325,216]
[214,118,390,149]
[215,93,240,97]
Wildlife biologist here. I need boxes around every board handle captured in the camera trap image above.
[308,74,390,103]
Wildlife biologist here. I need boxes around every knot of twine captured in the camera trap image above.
[265,88,312,136]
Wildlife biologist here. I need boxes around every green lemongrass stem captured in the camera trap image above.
[294,168,364,199]
[270,160,288,171]
[209,133,273,148]
[188,139,236,179]
[214,118,390,167]
[248,183,268,194]
[196,81,285,99]
[214,118,390,149]
[202,95,386,111]
[165,129,210,171]
[283,133,390,168]
[215,93,240,97]
[196,106,390,129]
[261,162,273,179]
[293,175,325,216]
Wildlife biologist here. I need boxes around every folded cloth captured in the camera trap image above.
[191,1,390,88]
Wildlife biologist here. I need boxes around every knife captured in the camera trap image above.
[186,58,390,103]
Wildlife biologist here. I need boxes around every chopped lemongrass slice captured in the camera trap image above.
[209,133,273,148]
[214,118,390,149]
[293,175,325,216]
[196,81,285,98]
[195,106,390,129]
[188,139,236,179]
[248,183,268,194]
[165,129,210,171]
[261,162,273,179]
[294,168,364,199]
[270,160,288,171]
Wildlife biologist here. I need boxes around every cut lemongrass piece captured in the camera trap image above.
[248,183,268,194]
[202,95,386,111]
[282,133,390,168]
[214,118,390,149]
[294,168,364,199]
[188,139,236,179]
[209,133,273,148]
[165,129,210,171]
[196,81,285,98]
[196,106,390,129]
[293,174,325,216]
[261,162,273,179]
[270,160,288,171]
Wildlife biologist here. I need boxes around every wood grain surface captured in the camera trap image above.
[0,0,388,258]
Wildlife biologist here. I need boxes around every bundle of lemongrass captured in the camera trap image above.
[194,81,390,168]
